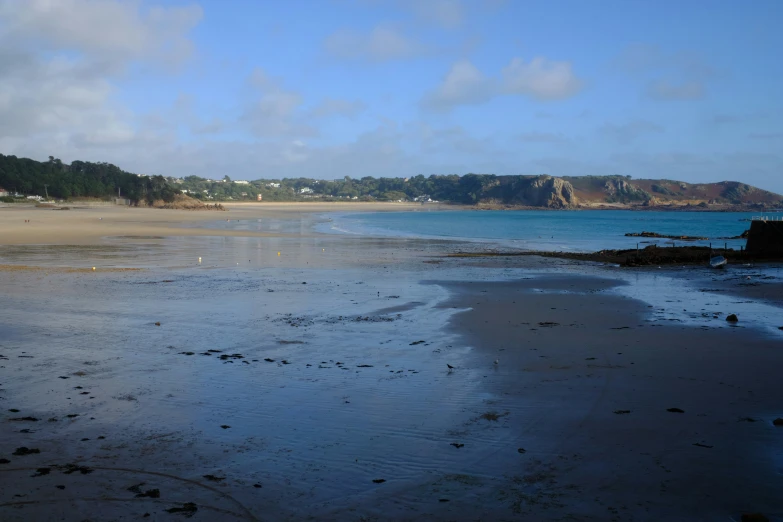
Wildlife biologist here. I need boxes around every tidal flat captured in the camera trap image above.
[1,204,782,521]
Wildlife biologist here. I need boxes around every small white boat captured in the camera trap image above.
[710,255,727,269]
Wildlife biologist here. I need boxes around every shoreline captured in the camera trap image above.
[1,201,782,520]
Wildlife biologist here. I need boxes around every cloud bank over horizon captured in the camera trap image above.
[0,0,781,192]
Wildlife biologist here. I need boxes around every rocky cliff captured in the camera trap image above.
[512,175,577,208]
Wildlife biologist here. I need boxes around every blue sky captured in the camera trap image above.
[0,0,781,192]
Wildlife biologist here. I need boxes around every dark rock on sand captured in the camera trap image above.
[613,410,631,414]
[8,408,20,412]
[165,503,198,515]
[10,416,38,421]
[372,479,386,484]
[13,447,40,456]
[203,474,225,482]
[450,443,464,448]
[409,340,426,345]
[726,314,739,322]
[253,483,263,488]
[32,467,51,477]
[772,418,783,427]
[154,322,161,326]
[667,408,685,413]
[55,485,65,490]
[693,443,713,448]
[60,464,93,475]
[517,448,526,454]
[220,425,231,429]
[0,458,10,464]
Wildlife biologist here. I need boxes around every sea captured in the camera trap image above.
[317,209,770,252]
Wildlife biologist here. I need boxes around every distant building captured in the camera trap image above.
[240,192,248,197]
[300,187,314,194]
[27,195,44,201]
[266,183,280,188]
[0,187,8,197]
[257,194,263,201]
[235,180,250,185]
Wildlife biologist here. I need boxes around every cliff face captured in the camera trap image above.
[512,175,578,208]
[560,176,782,208]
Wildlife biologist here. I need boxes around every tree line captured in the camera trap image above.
[0,154,179,204]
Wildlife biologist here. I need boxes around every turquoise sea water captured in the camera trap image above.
[317,209,774,252]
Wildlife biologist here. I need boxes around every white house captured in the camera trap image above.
[0,187,8,197]
[299,187,314,194]
[266,183,281,188]
[235,180,250,185]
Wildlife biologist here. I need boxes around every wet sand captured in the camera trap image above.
[1,208,782,521]
[0,202,428,246]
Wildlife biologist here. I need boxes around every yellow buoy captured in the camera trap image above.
[92,267,96,271]
[198,257,202,263]
[277,252,281,256]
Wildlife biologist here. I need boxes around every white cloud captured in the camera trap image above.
[0,0,202,66]
[324,25,426,62]
[0,0,201,160]
[423,56,583,111]
[412,0,463,29]
[309,98,367,119]
[501,57,583,100]
[421,60,494,110]
[614,44,714,101]
[239,68,316,138]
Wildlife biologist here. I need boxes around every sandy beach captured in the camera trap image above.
[1,204,782,521]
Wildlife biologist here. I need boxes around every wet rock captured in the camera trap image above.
[128,484,160,498]
[97,436,106,440]
[13,447,40,456]
[773,418,783,427]
[726,314,739,322]
[264,358,275,362]
[66,414,79,418]
[208,349,222,353]
[165,503,198,516]
[281,360,291,365]
[517,448,526,454]
[80,438,90,442]
[739,417,758,423]
[667,408,685,413]
[409,340,426,346]
[357,364,373,368]
[372,479,386,484]
[58,376,70,379]
[0,458,10,464]
[19,429,34,434]
[253,483,263,488]
[218,354,244,360]
[538,322,560,327]
[55,485,65,490]
[60,464,93,475]
[613,410,631,415]
[220,425,231,429]
[439,498,450,502]
[32,467,51,477]
[154,322,161,326]
[8,408,20,412]
[450,443,464,449]
[692,443,713,448]
[10,416,38,422]
[203,474,225,482]
[180,352,195,356]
